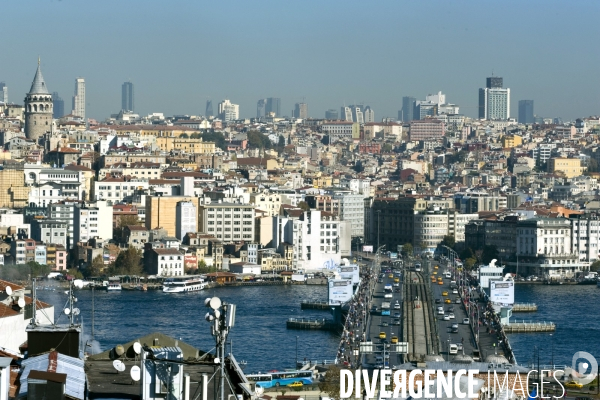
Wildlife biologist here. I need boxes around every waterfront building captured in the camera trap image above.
[144,247,184,276]
[176,201,197,241]
[24,61,53,142]
[72,77,86,119]
[145,196,201,237]
[198,202,255,243]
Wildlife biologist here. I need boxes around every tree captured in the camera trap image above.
[180,133,189,138]
[321,135,330,145]
[27,261,51,278]
[319,365,348,400]
[590,260,600,272]
[382,143,393,152]
[201,131,226,150]
[85,255,104,278]
[465,257,477,269]
[277,135,286,150]
[247,131,272,150]
[441,235,455,248]
[353,160,364,173]
[297,201,310,211]
[66,268,83,279]
[115,214,140,240]
[115,247,143,276]
[402,243,413,257]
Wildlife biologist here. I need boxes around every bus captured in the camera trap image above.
[246,370,314,388]
[414,263,422,272]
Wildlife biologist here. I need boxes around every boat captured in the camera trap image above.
[162,275,206,293]
[134,284,148,291]
[106,282,122,291]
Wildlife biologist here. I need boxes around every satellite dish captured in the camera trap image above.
[64,308,71,315]
[133,342,142,354]
[17,298,25,308]
[73,279,84,289]
[209,297,221,310]
[255,386,264,397]
[130,365,141,381]
[213,309,221,319]
[115,345,125,356]
[214,357,220,364]
[5,286,12,296]
[113,360,126,372]
[72,308,80,316]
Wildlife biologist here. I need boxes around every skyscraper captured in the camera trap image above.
[401,96,416,122]
[363,106,374,123]
[121,81,134,112]
[341,106,353,122]
[265,97,281,117]
[52,92,64,119]
[72,77,85,119]
[0,82,7,103]
[325,109,338,120]
[478,77,510,120]
[205,100,213,117]
[294,103,308,119]
[518,100,534,124]
[218,99,239,122]
[257,99,266,119]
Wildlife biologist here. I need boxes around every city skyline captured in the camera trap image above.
[0,1,598,121]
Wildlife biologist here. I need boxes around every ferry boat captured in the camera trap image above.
[106,282,122,291]
[162,276,206,293]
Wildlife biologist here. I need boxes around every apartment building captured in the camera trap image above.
[198,202,255,243]
[409,119,445,141]
[547,157,583,178]
[144,248,184,276]
[30,219,68,248]
[73,201,113,243]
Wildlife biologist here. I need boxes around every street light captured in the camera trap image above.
[296,335,299,368]
[377,210,381,251]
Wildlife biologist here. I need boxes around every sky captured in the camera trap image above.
[1,0,599,121]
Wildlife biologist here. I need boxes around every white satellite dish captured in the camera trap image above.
[255,386,264,397]
[130,365,141,381]
[209,297,222,310]
[5,286,12,296]
[17,298,25,308]
[64,308,71,315]
[113,360,126,372]
[72,308,80,316]
[133,342,142,354]
[73,279,84,289]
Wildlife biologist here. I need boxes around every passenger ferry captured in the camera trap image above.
[105,282,122,291]
[162,275,206,293]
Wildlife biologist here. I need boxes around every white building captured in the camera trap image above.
[198,202,255,242]
[330,190,364,238]
[218,99,239,122]
[176,201,197,241]
[148,248,184,276]
[480,87,510,120]
[321,122,359,141]
[72,77,86,119]
[571,215,600,265]
[272,210,350,271]
[73,201,113,243]
[95,178,149,205]
[26,165,86,207]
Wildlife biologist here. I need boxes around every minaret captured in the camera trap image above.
[24,58,53,142]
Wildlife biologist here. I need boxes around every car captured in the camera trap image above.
[375,363,383,369]
[391,336,398,344]
[449,313,455,319]
[443,315,450,321]
[394,288,401,293]
[451,323,459,329]
[437,307,444,315]
[438,281,444,285]
[565,381,583,389]
[442,291,448,296]
[433,271,438,275]
[288,381,303,388]
[388,274,394,278]
[452,289,458,294]
[394,303,401,309]
[457,343,463,351]
[447,306,454,312]
[394,278,400,283]
[393,319,401,325]
[379,332,386,339]
[445,299,451,304]
[451,326,459,333]
[381,321,389,327]
[394,312,401,318]
[462,318,469,325]
[434,265,439,269]
[378,279,383,283]
[435,298,441,304]
[384,353,390,359]
[431,275,436,279]
[449,344,458,354]
[393,282,400,287]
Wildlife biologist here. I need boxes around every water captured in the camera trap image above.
[509,284,600,367]
[37,284,339,373]
[36,282,600,372]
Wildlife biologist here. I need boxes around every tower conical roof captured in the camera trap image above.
[28,61,49,95]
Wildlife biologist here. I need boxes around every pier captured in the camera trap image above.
[511,303,538,312]
[502,320,556,333]
[300,301,331,310]
[286,317,339,331]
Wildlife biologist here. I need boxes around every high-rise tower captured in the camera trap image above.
[24,60,53,142]
[478,76,510,120]
[52,92,64,119]
[205,100,213,117]
[121,81,134,112]
[0,82,7,103]
[72,77,85,119]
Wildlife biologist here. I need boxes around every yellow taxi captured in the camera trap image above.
[438,281,444,285]
[379,332,386,339]
[394,278,400,283]
[388,274,394,279]
[564,381,583,389]
[434,265,439,269]
[288,381,304,388]
[433,271,438,275]
[431,275,436,279]
[391,336,399,344]
[442,291,448,296]
[444,298,451,303]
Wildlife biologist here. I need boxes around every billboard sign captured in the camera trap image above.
[363,245,374,253]
[390,252,398,259]
[338,265,360,285]
[490,281,514,306]
[328,279,354,305]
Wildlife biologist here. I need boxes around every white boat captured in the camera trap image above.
[163,276,206,293]
[106,283,122,291]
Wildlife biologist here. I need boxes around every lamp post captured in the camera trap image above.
[377,210,381,251]
[296,335,299,368]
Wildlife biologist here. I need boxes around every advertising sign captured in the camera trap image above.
[490,281,514,306]
[390,252,398,259]
[328,279,354,305]
[362,245,374,253]
[338,265,360,285]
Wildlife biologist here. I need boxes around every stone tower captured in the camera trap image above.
[24,59,53,142]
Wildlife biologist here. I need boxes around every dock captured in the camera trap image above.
[502,320,556,333]
[300,301,330,310]
[286,318,339,331]
[511,303,538,312]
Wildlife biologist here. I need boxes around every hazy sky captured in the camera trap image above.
[2,0,599,121]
